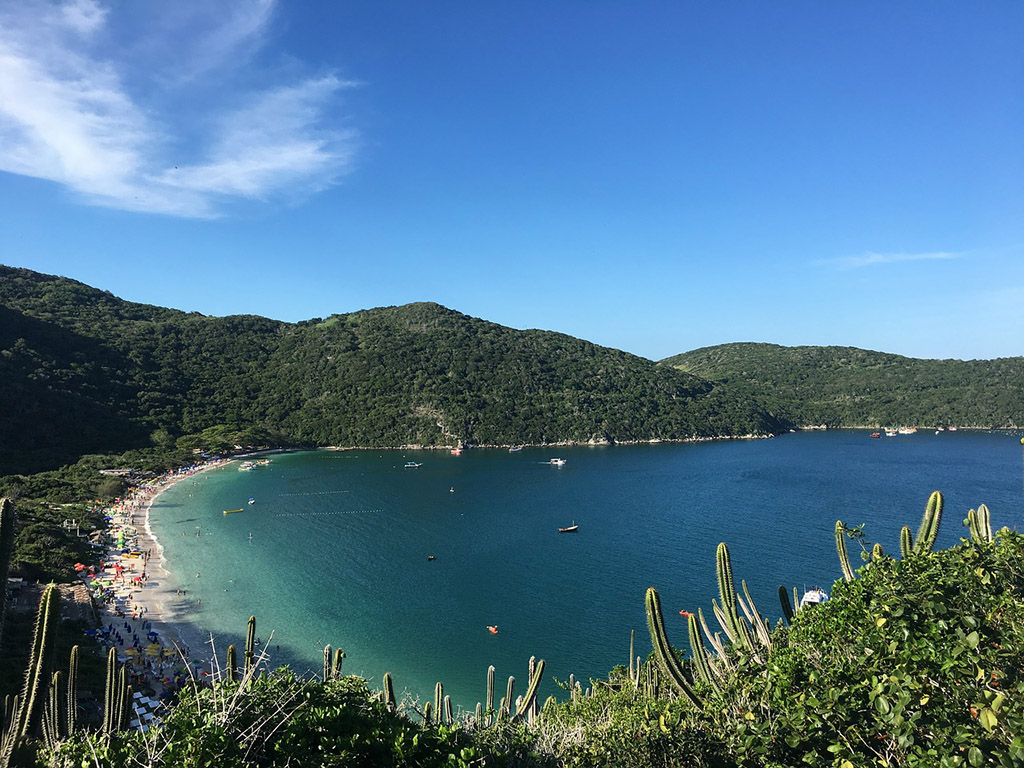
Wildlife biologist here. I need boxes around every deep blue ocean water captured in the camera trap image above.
[149,430,1024,711]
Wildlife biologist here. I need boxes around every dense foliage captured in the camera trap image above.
[0,266,783,475]
[663,343,1024,428]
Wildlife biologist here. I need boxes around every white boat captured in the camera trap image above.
[508,446,523,452]
[798,588,829,610]
[238,461,257,471]
[897,427,917,435]
[404,462,422,468]
[549,458,567,466]
[884,429,898,437]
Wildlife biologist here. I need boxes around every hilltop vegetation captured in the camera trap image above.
[0,266,782,476]
[663,343,1024,429]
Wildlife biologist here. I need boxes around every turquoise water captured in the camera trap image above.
[150,431,1024,711]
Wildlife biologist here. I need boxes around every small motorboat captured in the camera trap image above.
[798,588,829,610]
[487,625,498,634]
[509,446,523,452]
[248,497,256,505]
[223,509,243,515]
[404,462,422,468]
[427,555,436,561]
[869,432,881,439]
[558,523,579,533]
[549,458,567,466]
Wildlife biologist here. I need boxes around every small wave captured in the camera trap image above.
[277,490,351,497]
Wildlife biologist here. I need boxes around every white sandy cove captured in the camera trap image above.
[79,459,227,696]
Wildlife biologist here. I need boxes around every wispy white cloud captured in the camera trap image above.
[822,251,961,269]
[0,0,356,218]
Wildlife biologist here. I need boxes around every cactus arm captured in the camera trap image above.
[17,583,59,739]
[645,587,701,705]
[913,491,943,553]
[323,645,332,681]
[66,646,78,735]
[244,616,257,674]
[443,695,453,726]
[422,700,433,725]
[835,520,855,581]
[102,648,117,734]
[382,672,395,708]
[332,648,345,678]
[512,659,545,722]
[687,613,718,690]
[899,526,913,558]
[226,645,237,683]
[778,585,794,625]
[485,665,495,725]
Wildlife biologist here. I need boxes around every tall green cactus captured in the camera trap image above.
[686,613,718,690]
[16,583,59,740]
[0,499,16,655]
[433,681,444,722]
[226,645,237,683]
[382,672,395,709]
[332,648,345,678]
[443,695,453,726]
[913,491,943,553]
[967,504,993,543]
[422,700,433,725]
[502,676,514,720]
[244,615,257,675]
[66,646,78,735]
[485,665,495,725]
[871,543,884,561]
[511,659,545,722]
[899,526,913,558]
[778,585,794,625]
[41,671,63,749]
[644,587,700,705]
[323,645,333,681]
[716,543,756,653]
[102,648,117,734]
[835,520,855,581]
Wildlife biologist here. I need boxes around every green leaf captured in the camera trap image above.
[980,707,998,733]
[966,631,980,649]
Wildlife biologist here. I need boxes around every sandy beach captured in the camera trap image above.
[78,459,228,703]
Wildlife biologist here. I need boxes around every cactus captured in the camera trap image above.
[41,671,63,749]
[913,491,943,553]
[644,587,700,705]
[899,525,913,558]
[628,630,635,681]
[66,646,78,735]
[102,647,117,734]
[871,543,884,561]
[511,659,545,722]
[16,583,59,740]
[443,695,453,726]
[686,613,718,690]
[835,520,855,581]
[485,665,495,725]
[716,543,756,654]
[382,672,395,709]
[474,702,483,723]
[967,504,993,543]
[244,615,257,675]
[778,585,794,625]
[332,648,345,678]
[0,499,16,654]
[323,645,332,681]
[422,700,433,725]
[226,645,237,683]
[528,656,539,720]
[433,681,444,721]
[503,676,515,719]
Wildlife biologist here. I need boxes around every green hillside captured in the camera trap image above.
[662,342,1024,429]
[0,266,783,475]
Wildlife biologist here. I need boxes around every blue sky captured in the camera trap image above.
[1,1,1021,361]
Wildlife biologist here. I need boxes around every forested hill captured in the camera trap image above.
[662,342,1024,428]
[0,266,784,475]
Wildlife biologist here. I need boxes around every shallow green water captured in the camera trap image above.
[150,431,1023,711]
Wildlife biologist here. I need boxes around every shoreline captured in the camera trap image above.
[80,459,228,697]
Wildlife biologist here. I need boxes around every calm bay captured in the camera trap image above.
[149,430,1024,711]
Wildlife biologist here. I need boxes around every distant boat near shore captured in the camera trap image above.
[558,523,578,533]
[549,458,567,466]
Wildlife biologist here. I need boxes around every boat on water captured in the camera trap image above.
[884,429,898,437]
[404,462,422,468]
[549,458,567,466]
[897,427,917,435]
[450,448,463,456]
[948,426,958,431]
[558,524,579,533]
[869,432,881,439]
[256,458,272,466]
[223,509,243,515]
[238,461,257,471]
[248,498,256,505]
[798,588,829,610]
[508,446,523,452]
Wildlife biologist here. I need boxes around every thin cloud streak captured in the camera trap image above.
[0,0,355,218]
[822,251,961,270]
